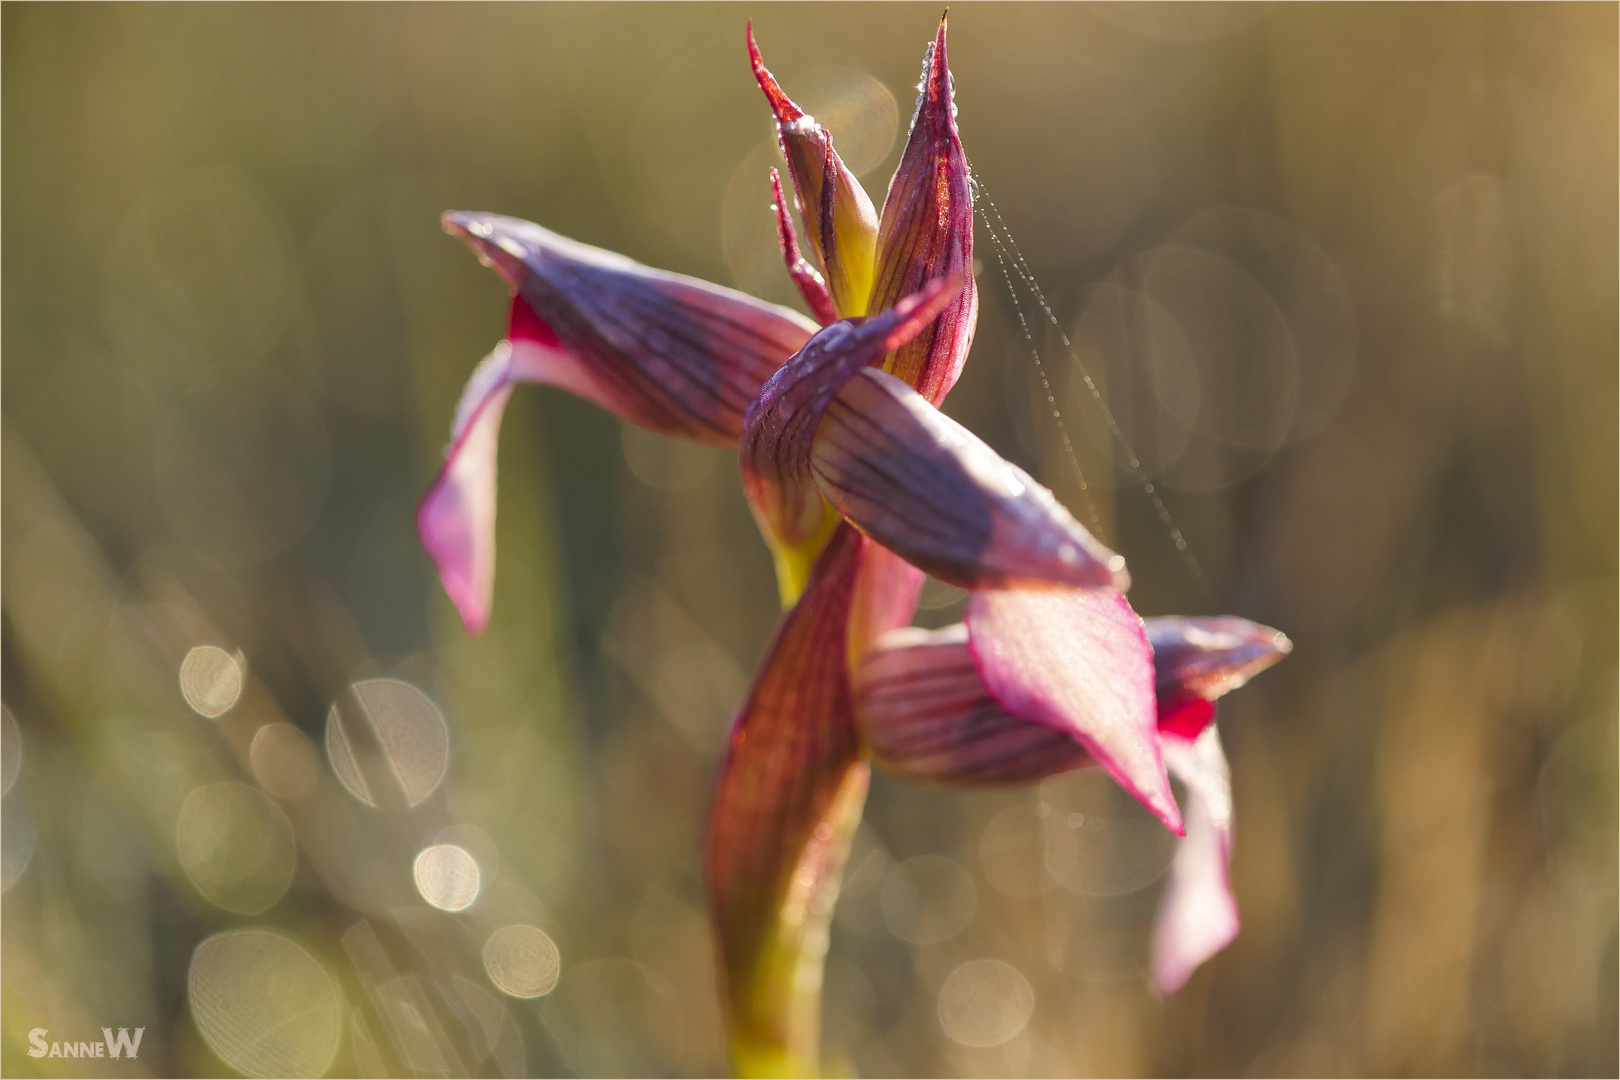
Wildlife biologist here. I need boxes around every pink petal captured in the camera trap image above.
[706,523,871,1061]
[811,369,1129,591]
[966,587,1182,834]
[1151,725,1239,996]
[854,624,1090,785]
[417,335,582,635]
[443,211,816,444]
[870,14,977,404]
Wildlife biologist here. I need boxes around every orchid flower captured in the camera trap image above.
[417,16,1289,1077]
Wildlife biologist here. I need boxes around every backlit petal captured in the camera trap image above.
[706,524,870,1071]
[1151,725,1238,996]
[869,15,977,404]
[966,587,1183,834]
[811,368,1128,591]
[1148,615,1293,706]
[417,331,583,636]
[444,211,815,444]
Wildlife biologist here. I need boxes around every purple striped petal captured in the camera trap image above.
[855,625,1089,785]
[706,523,870,1068]
[869,15,977,405]
[1148,616,1293,706]
[1151,725,1238,996]
[811,368,1128,591]
[739,278,963,602]
[749,25,879,318]
[966,587,1182,834]
[443,212,816,444]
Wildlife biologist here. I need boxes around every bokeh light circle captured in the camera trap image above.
[414,843,480,911]
[937,959,1036,1048]
[325,678,449,807]
[1,706,20,797]
[176,782,296,914]
[188,928,342,1078]
[180,645,245,718]
[483,924,562,998]
[249,722,321,801]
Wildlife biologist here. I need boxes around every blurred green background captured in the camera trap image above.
[3,3,1615,1076]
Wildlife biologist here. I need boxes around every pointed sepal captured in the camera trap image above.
[869,15,978,404]
[748,24,880,318]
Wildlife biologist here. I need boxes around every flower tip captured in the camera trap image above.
[746,23,804,125]
[1272,631,1294,656]
[1107,554,1131,593]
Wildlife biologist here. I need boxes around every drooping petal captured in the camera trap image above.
[966,587,1183,834]
[770,168,838,326]
[855,624,1089,785]
[1148,616,1293,710]
[869,14,977,405]
[1151,724,1238,996]
[811,368,1128,591]
[418,324,585,636]
[748,24,879,318]
[443,211,816,444]
[740,278,963,605]
[706,523,870,1074]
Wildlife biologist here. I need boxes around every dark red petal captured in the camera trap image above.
[770,169,838,326]
[1152,725,1238,995]
[443,211,815,444]
[869,14,977,404]
[967,587,1183,834]
[706,523,870,1066]
[854,625,1091,785]
[810,368,1128,591]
